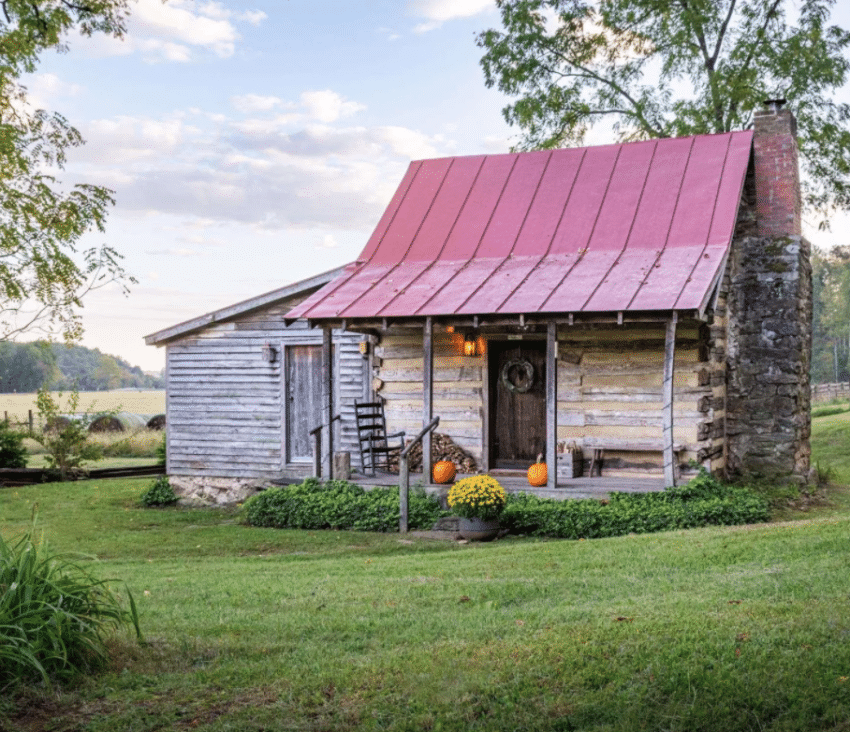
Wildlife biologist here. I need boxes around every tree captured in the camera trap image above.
[812,245,850,383]
[477,0,850,225]
[0,338,57,391]
[0,0,135,342]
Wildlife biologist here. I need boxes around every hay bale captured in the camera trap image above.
[89,412,148,433]
[146,414,166,430]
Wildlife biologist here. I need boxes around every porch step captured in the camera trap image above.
[431,516,460,532]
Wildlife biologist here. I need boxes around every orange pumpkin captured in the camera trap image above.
[527,453,547,486]
[433,459,456,484]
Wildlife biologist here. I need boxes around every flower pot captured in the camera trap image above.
[458,517,500,541]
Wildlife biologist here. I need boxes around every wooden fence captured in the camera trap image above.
[811,382,850,404]
[2,410,33,432]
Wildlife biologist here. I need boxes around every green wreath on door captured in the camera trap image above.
[500,358,535,394]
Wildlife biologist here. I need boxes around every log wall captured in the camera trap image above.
[373,321,715,477]
[556,322,715,474]
[374,330,484,462]
[165,296,368,482]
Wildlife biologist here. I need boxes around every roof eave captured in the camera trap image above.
[144,264,351,346]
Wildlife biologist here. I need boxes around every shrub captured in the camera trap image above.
[500,469,769,539]
[156,434,166,466]
[0,421,27,469]
[0,521,141,688]
[243,478,445,532]
[140,476,177,507]
[30,388,103,480]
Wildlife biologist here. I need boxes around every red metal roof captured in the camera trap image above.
[287,131,753,321]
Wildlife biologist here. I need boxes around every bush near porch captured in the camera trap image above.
[243,471,768,538]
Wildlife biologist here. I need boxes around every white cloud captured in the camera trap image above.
[300,90,366,123]
[25,73,82,109]
[146,247,205,256]
[69,0,265,62]
[410,0,495,32]
[316,234,339,249]
[231,94,284,113]
[71,100,450,233]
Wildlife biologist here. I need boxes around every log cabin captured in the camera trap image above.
[286,100,812,489]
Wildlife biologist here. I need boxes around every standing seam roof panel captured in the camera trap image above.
[287,130,754,321]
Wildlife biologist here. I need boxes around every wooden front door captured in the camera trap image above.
[489,340,547,468]
[285,345,323,463]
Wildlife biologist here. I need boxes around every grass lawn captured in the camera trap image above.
[3,468,850,732]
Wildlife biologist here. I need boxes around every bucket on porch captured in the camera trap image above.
[334,452,351,481]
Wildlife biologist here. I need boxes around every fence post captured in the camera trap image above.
[399,453,409,534]
[28,410,33,433]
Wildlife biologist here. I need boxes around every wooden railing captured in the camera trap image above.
[309,414,341,479]
[398,416,440,533]
[812,382,850,404]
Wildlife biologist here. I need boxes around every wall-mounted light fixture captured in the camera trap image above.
[463,333,478,357]
[358,340,370,356]
[261,342,278,363]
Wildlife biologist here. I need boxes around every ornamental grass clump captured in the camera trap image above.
[447,475,507,520]
[0,520,141,689]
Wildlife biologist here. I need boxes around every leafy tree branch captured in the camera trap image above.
[478,0,850,225]
[0,0,135,341]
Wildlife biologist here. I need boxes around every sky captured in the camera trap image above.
[23,0,850,373]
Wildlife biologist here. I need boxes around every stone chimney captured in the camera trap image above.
[753,99,802,238]
[723,100,812,484]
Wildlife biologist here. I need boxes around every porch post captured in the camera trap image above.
[546,320,557,489]
[663,313,678,487]
[322,327,334,480]
[423,316,433,484]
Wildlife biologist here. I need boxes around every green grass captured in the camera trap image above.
[811,410,850,486]
[22,430,161,469]
[2,477,850,731]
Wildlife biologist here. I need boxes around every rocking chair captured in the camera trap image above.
[354,400,405,476]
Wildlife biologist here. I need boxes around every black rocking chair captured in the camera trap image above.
[354,400,405,476]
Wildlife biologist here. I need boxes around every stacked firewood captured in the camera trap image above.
[388,432,478,474]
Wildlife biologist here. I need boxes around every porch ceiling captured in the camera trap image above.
[287,131,752,322]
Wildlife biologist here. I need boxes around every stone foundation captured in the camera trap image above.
[169,475,267,505]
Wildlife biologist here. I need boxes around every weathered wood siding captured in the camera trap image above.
[374,330,484,462]
[165,297,368,481]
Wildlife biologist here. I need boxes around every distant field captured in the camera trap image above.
[0,390,165,421]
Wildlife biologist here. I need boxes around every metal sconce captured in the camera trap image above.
[463,334,477,357]
[261,342,278,363]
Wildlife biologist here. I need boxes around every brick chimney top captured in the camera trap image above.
[752,102,801,237]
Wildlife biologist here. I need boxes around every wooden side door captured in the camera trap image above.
[489,340,547,468]
[285,345,323,463]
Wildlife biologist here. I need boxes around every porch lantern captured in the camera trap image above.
[463,333,477,357]
[261,342,277,363]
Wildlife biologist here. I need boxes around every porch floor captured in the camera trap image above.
[347,469,667,501]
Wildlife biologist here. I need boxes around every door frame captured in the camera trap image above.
[486,335,547,469]
[282,343,324,465]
